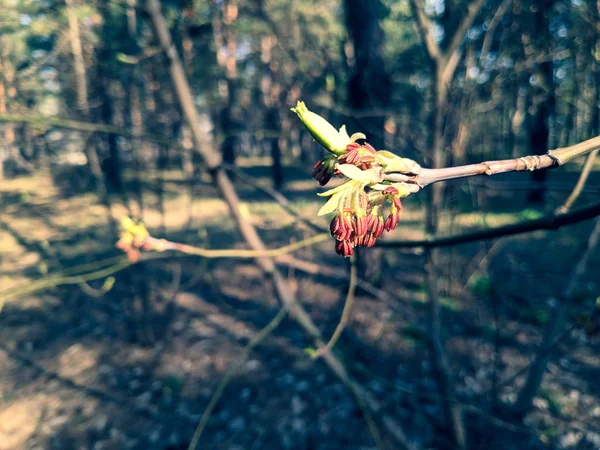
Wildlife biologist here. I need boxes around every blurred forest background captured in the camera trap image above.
[0,0,599,449]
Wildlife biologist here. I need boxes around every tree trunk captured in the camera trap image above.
[211,0,240,166]
[65,0,108,197]
[344,0,391,150]
[0,54,16,179]
[96,0,125,194]
[525,0,554,205]
[260,34,284,190]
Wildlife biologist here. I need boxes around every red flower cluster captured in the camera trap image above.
[312,158,333,186]
[313,141,406,257]
[383,187,403,232]
[330,209,385,257]
[338,142,377,170]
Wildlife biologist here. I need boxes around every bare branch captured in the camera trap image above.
[513,216,600,415]
[479,0,513,64]
[313,256,358,357]
[408,0,442,63]
[444,0,487,65]
[222,162,327,234]
[0,112,173,146]
[555,150,599,214]
[384,134,600,187]
[378,202,600,248]
[188,307,288,450]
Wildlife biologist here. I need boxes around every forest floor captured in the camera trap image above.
[0,161,599,450]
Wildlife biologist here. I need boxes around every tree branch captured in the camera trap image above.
[384,134,600,187]
[188,307,288,450]
[444,0,487,65]
[378,202,600,248]
[555,150,598,214]
[408,0,442,63]
[313,256,358,357]
[409,0,486,67]
[0,112,174,146]
[479,0,513,64]
[513,216,600,415]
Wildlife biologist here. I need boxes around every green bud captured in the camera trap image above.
[291,101,359,155]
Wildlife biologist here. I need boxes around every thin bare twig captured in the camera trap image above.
[408,0,442,63]
[222,162,327,234]
[513,217,600,415]
[313,256,358,357]
[378,202,600,248]
[188,307,288,450]
[555,149,599,214]
[479,0,513,64]
[146,233,329,259]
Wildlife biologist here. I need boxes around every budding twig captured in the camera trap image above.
[384,135,600,188]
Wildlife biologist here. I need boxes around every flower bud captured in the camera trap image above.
[335,240,354,257]
[291,101,364,155]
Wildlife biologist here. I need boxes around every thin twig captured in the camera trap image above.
[222,162,327,234]
[5,202,599,308]
[513,216,600,415]
[188,307,288,450]
[148,233,329,259]
[479,0,513,64]
[378,202,600,248]
[555,149,599,214]
[313,255,358,358]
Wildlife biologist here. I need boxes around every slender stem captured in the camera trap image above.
[378,202,600,248]
[549,135,600,165]
[513,217,600,415]
[313,255,358,357]
[151,233,329,259]
[188,307,288,450]
[555,149,599,214]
